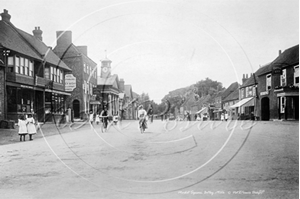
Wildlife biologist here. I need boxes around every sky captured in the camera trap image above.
[2,0,299,103]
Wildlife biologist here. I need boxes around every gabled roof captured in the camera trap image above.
[97,74,119,86]
[223,88,239,102]
[132,91,139,98]
[53,43,97,67]
[0,21,41,60]
[221,82,239,99]
[17,28,71,71]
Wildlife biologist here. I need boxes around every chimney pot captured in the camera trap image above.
[32,26,43,41]
[279,50,282,55]
[1,9,11,22]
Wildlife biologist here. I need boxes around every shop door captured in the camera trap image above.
[73,100,80,118]
[261,97,270,121]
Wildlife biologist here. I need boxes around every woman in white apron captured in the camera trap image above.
[26,114,36,141]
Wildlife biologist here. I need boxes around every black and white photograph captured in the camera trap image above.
[0,0,298,198]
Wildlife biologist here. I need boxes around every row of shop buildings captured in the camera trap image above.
[0,9,138,122]
[178,44,298,121]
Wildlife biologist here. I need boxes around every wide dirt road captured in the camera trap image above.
[0,120,298,199]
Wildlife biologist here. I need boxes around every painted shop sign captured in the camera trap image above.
[260,90,269,96]
[65,74,76,91]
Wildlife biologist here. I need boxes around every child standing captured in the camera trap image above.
[95,113,100,125]
[18,115,28,141]
[26,114,36,141]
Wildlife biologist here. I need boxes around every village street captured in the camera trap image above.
[0,120,298,199]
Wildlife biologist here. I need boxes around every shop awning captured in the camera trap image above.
[90,100,101,105]
[230,97,253,108]
[196,107,207,114]
[45,89,71,96]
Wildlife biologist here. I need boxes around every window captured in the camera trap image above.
[280,97,285,113]
[57,68,60,83]
[15,57,19,73]
[245,87,249,97]
[253,86,256,97]
[29,61,33,76]
[24,59,28,75]
[294,65,299,86]
[60,70,64,83]
[20,57,24,74]
[84,63,86,73]
[248,86,253,97]
[266,74,272,90]
[50,67,53,80]
[45,67,50,79]
[87,65,89,74]
[280,69,286,87]
[240,88,244,99]
[7,56,14,72]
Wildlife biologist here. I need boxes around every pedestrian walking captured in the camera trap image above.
[95,113,100,125]
[89,111,94,124]
[221,113,225,121]
[26,114,36,141]
[225,112,228,121]
[18,115,28,141]
[100,106,109,132]
[147,104,154,123]
[186,111,191,121]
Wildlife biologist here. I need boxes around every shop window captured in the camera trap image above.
[280,69,286,87]
[266,74,272,90]
[294,65,299,86]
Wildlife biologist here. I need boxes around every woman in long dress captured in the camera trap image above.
[26,114,36,141]
[18,115,28,141]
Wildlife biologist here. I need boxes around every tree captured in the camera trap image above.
[195,77,224,97]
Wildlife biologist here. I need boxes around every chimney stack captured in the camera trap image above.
[279,50,282,55]
[77,46,87,56]
[33,27,43,41]
[1,9,11,22]
[119,78,125,92]
[56,31,72,47]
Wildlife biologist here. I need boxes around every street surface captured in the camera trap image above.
[0,120,298,199]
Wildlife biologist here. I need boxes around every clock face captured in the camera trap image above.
[102,67,108,73]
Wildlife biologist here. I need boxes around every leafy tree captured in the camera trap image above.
[195,77,224,97]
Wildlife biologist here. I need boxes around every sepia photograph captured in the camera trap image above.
[0,0,298,198]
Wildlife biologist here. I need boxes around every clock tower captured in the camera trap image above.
[100,55,112,78]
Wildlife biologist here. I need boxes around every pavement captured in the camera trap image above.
[0,120,298,199]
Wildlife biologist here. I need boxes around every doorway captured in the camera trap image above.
[261,97,270,121]
[73,100,80,118]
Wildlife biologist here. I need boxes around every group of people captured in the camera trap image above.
[17,114,37,141]
[221,112,229,121]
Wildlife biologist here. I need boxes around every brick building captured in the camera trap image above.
[53,31,97,119]
[255,45,299,120]
[0,9,71,122]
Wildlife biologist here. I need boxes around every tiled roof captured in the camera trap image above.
[223,88,239,102]
[240,74,257,88]
[256,45,299,77]
[0,21,41,60]
[221,82,239,99]
[272,44,299,66]
[17,28,71,71]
